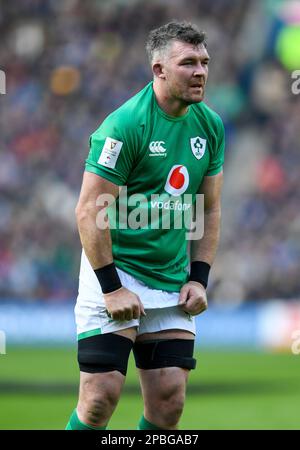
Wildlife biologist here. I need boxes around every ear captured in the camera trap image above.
[152,63,166,79]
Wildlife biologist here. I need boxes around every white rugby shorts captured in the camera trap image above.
[75,250,196,339]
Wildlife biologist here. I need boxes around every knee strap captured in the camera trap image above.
[133,338,197,370]
[78,333,133,376]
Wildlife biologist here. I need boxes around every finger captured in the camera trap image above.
[124,308,133,321]
[179,286,189,305]
[199,301,208,313]
[112,311,124,321]
[111,311,118,321]
[138,298,146,316]
[132,304,140,320]
[180,295,200,314]
[180,303,190,314]
[193,300,208,315]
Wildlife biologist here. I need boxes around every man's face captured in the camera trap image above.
[159,40,210,104]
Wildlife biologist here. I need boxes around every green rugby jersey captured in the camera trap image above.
[85,82,225,292]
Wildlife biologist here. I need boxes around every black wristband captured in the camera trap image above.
[188,261,211,289]
[94,263,122,294]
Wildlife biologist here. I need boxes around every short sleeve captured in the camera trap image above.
[85,116,138,186]
[206,117,225,176]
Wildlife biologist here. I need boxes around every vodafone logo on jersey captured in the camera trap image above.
[164,165,189,196]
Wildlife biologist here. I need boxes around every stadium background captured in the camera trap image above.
[0,0,300,429]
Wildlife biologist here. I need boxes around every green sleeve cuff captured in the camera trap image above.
[85,161,126,186]
[206,166,223,176]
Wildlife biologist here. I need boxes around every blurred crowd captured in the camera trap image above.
[0,0,299,302]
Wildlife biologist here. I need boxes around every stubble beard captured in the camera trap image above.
[177,89,205,106]
[171,80,205,105]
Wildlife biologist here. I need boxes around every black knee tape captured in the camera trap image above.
[78,333,133,376]
[133,339,197,370]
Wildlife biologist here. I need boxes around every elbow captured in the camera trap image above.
[75,201,104,229]
[75,202,89,226]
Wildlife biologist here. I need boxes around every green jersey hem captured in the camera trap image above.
[115,261,188,292]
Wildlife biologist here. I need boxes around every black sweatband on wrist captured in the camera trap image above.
[189,261,211,289]
[94,263,122,294]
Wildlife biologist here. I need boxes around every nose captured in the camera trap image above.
[193,63,207,77]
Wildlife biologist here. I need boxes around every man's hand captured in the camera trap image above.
[178,281,208,315]
[103,287,146,321]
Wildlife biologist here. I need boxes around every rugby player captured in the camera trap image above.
[66,21,225,430]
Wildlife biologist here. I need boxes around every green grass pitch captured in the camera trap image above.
[0,347,299,430]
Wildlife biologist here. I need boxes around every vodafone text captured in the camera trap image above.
[96,188,204,240]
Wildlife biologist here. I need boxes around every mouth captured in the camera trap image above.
[190,83,204,89]
[190,85,204,91]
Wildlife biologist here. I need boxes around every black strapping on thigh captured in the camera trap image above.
[133,338,197,370]
[77,333,133,376]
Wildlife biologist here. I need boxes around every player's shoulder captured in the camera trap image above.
[192,101,224,136]
[100,83,153,134]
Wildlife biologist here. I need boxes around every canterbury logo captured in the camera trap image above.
[149,141,166,154]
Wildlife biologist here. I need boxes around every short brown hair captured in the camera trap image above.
[146,21,207,63]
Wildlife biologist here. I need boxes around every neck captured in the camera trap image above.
[153,81,189,117]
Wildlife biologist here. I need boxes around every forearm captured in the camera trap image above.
[191,206,221,265]
[76,204,113,269]
[76,202,144,318]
